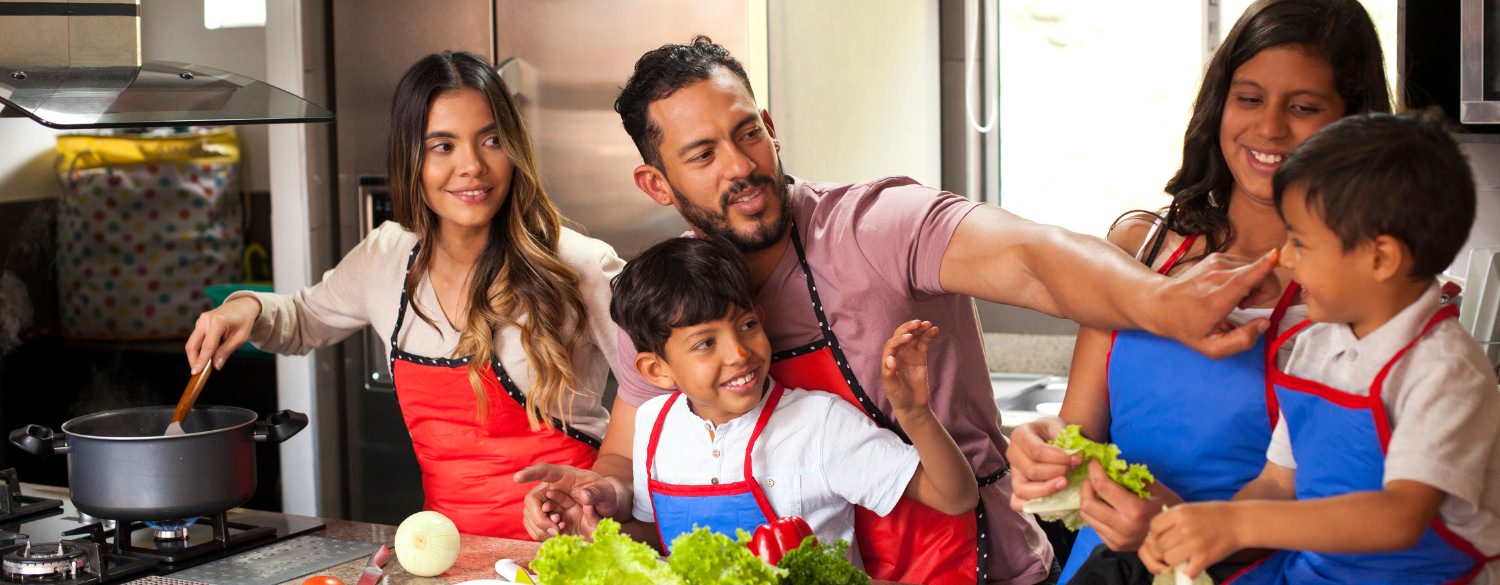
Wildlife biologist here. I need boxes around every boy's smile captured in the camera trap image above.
[1279,185,1380,335]
[638,305,773,425]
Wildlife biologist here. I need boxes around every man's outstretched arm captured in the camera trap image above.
[939,205,1277,359]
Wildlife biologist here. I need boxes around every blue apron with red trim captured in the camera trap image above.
[767,226,993,585]
[389,244,600,538]
[1062,234,1293,582]
[1226,301,1496,584]
[646,383,784,548]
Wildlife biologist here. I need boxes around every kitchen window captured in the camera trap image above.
[992,0,1398,237]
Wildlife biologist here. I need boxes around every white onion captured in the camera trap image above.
[394,511,461,576]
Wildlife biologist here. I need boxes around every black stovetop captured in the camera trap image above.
[0,469,324,584]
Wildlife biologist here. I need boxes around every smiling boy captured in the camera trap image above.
[610,237,978,565]
[1140,111,1500,583]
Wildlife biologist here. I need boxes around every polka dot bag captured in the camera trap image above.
[54,127,244,340]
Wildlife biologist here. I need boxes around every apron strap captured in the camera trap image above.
[742,383,788,485]
[1370,304,1459,405]
[389,243,422,372]
[1268,318,1315,363]
[743,383,787,520]
[1156,233,1200,274]
[1262,281,1303,426]
[787,225,907,441]
[644,392,682,479]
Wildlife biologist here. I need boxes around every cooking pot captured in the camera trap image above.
[8,405,307,521]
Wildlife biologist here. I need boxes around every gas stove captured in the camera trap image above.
[0,469,324,584]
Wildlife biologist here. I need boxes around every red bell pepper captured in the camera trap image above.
[747,516,815,565]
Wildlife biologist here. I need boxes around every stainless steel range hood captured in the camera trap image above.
[0,0,332,129]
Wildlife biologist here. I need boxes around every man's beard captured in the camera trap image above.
[670,165,791,254]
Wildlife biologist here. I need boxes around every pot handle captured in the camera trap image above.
[254,410,308,445]
[8,425,68,456]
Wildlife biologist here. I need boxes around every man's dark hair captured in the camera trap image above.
[610,237,756,357]
[1273,109,1475,279]
[615,35,754,168]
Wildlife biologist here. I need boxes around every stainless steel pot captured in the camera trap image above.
[8,405,307,521]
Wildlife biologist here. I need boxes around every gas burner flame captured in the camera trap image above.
[143,518,197,532]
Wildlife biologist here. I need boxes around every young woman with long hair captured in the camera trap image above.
[185,51,623,539]
[1005,1,1392,581]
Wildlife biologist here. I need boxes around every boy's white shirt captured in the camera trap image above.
[1267,283,1500,581]
[631,384,920,562]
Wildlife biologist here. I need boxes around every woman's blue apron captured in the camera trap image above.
[1061,234,1292,581]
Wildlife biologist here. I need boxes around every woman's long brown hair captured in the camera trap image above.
[387,51,587,430]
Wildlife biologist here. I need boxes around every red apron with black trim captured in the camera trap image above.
[767,227,993,585]
[1226,295,1498,584]
[389,244,599,538]
[645,383,785,549]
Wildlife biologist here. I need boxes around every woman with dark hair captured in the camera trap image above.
[1006,0,1391,581]
[184,51,623,539]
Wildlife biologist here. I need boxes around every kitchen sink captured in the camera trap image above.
[991,373,1068,434]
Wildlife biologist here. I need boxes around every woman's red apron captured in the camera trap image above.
[767,227,996,585]
[388,244,599,538]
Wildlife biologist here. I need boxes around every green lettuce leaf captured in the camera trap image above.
[776,536,869,585]
[1153,566,1215,585]
[1021,424,1156,530]
[530,519,684,585]
[667,527,784,585]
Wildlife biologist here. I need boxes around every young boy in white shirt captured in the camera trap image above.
[609,236,978,564]
[1140,111,1500,583]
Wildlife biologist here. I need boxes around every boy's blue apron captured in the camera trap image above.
[1061,234,1294,581]
[646,381,785,549]
[1225,301,1498,584]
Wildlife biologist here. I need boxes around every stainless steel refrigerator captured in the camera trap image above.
[329,0,753,523]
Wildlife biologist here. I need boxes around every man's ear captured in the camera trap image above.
[633,164,675,207]
[761,109,779,151]
[1369,234,1411,283]
[634,351,677,390]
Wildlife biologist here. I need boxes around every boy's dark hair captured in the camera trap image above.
[615,35,754,169]
[611,237,756,357]
[1273,109,1475,279]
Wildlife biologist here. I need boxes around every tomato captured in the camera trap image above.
[301,576,345,585]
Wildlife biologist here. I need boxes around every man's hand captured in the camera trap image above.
[514,463,626,540]
[1154,250,1279,359]
[1006,417,1081,511]
[1140,502,1243,578]
[881,320,938,416]
[1078,460,1182,551]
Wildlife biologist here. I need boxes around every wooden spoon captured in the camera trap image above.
[164,366,213,436]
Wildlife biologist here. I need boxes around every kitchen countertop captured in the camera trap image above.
[22,483,909,585]
[291,517,540,585]
[288,517,912,585]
